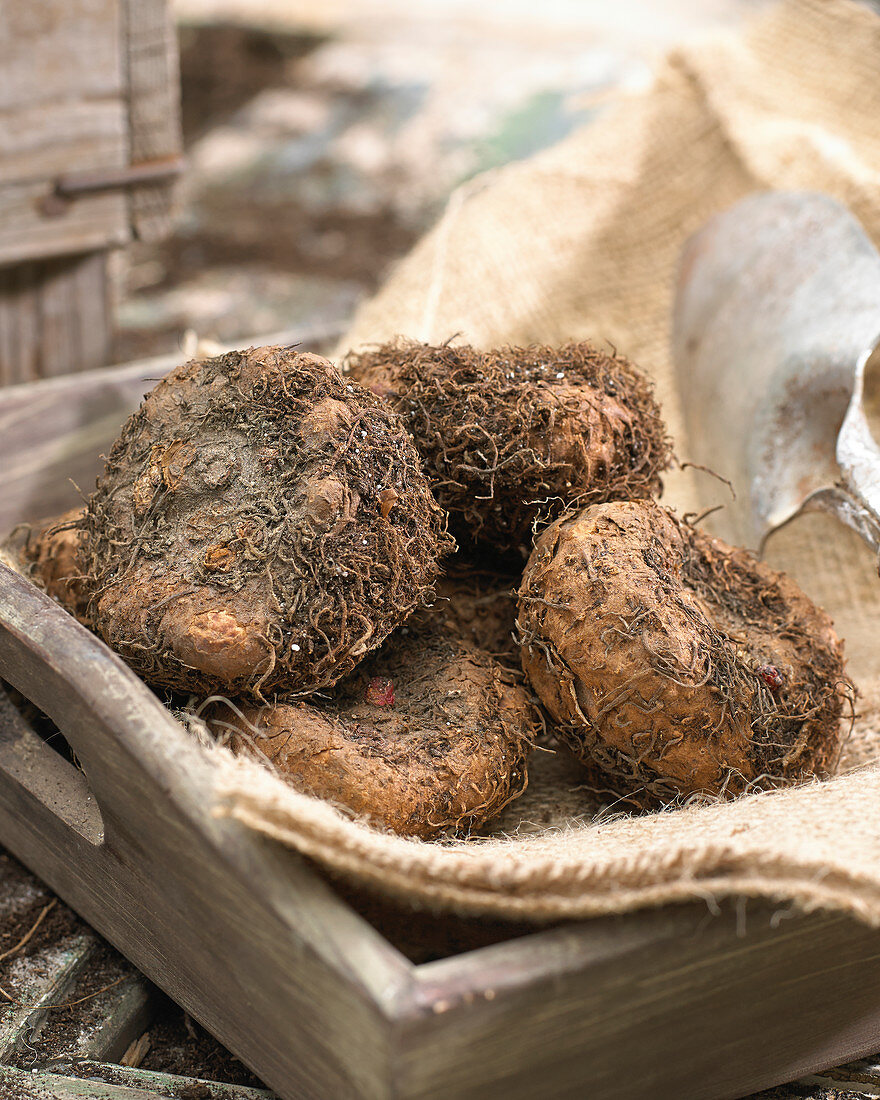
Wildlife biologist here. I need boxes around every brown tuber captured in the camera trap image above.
[347,339,672,554]
[431,568,522,663]
[206,613,538,839]
[20,508,89,623]
[517,500,850,803]
[80,346,454,698]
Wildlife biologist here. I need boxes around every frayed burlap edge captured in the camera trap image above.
[211,747,880,923]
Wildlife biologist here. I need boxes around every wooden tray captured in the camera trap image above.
[3,357,880,1100]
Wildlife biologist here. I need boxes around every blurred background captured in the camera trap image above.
[116,0,769,363]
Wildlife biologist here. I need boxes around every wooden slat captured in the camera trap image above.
[0,0,130,265]
[121,0,183,241]
[0,185,128,269]
[0,100,127,183]
[0,0,122,114]
[0,885,158,1069]
[397,903,880,1100]
[807,1057,880,1093]
[0,263,37,385]
[34,260,75,380]
[69,252,113,379]
[0,1062,273,1098]
[70,975,158,1066]
[0,254,111,384]
[0,803,165,1072]
[0,925,97,1063]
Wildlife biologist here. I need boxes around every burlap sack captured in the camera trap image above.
[211,0,880,922]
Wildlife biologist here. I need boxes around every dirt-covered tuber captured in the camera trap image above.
[19,508,89,622]
[206,612,538,838]
[81,346,454,697]
[347,339,671,554]
[517,500,849,802]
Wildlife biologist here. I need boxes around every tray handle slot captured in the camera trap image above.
[0,683,104,846]
[0,560,215,835]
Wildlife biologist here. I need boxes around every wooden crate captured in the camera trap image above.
[0,0,181,383]
[3,358,880,1099]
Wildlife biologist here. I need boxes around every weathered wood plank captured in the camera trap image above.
[122,0,183,241]
[0,185,128,269]
[71,252,114,379]
[0,689,102,844]
[33,260,74,380]
[1,1062,273,1098]
[0,254,111,384]
[0,263,37,385]
[0,100,127,183]
[0,911,158,1070]
[0,0,122,114]
[807,1056,880,1092]
[0,926,97,1063]
[77,983,157,1065]
[0,0,130,264]
[0,816,163,1071]
[397,901,880,1100]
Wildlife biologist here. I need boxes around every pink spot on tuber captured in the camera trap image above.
[758,664,784,692]
[366,677,395,706]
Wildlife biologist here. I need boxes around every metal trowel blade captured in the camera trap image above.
[672,190,880,555]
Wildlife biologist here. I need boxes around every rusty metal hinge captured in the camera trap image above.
[39,156,185,217]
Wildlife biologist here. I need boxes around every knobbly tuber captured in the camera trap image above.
[80,346,454,697]
[206,613,538,838]
[347,339,671,554]
[16,509,90,623]
[517,500,849,802]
